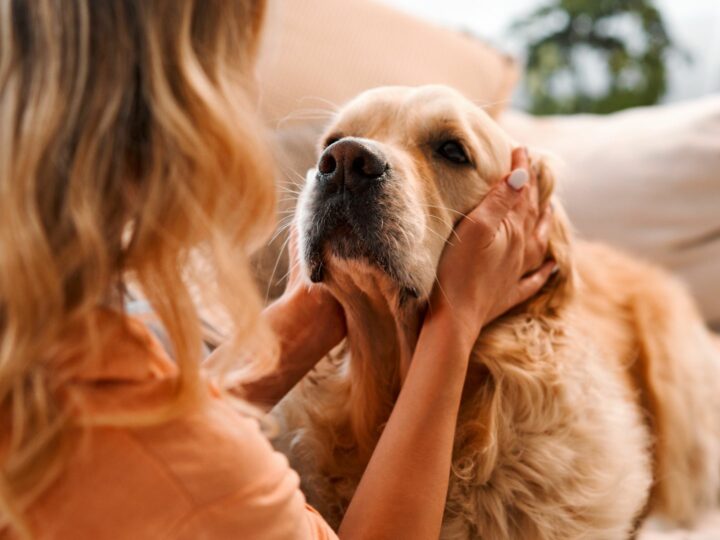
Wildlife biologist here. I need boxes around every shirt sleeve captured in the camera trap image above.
[172,491,338,540]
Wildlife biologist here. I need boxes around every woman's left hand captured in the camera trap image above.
[279,229,346,345]
[237,229,346,408]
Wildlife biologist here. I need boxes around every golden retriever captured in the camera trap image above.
[274,85,720,539]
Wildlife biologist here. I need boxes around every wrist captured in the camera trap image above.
[423,300,480,359]
[280,282,346,344]
[283,282,333,319]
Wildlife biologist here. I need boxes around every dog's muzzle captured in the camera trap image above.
[302,138,394,283]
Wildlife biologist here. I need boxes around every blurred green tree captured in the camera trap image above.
[513,0,675,115]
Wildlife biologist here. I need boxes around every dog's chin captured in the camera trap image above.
[304,223,404,281]
[304,242,424,308]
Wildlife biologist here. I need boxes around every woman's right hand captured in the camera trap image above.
[430,147,555,343]
[340,148,553,540]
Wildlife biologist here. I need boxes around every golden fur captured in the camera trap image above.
[275,85,720,539]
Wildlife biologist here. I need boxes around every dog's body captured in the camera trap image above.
[274,86,720,539]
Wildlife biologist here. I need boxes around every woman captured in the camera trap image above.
[0,1,553,538]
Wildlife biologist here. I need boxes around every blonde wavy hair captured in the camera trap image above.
[0,0,276,535]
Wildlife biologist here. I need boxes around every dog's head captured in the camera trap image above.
[297,85,572,313]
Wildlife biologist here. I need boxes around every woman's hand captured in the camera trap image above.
[280,228,346,345]
[430,147,555,343]
[339,148,553,540]
[237,229,345,408]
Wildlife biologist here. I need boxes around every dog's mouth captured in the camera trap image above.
[302,182,421,298]
[303,193,399,283]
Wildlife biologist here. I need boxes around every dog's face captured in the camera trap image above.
[297,85,562,304]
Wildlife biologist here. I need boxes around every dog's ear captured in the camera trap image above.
[526,149,575,315]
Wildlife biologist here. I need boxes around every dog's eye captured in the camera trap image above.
[437,140,470,165]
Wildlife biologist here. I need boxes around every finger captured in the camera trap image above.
[470,148,536,234]
[507,147,531,192]
[510,147,530,177]
[514,260,556,305]
[468,177,522,232]
[525,151,540,220]
[509,148,540,225]
[522,204,552,269]
[506,148,534,215]
[511,147,539,191]
[534,205,553,246]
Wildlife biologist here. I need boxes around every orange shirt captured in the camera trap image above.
[1,314,337,540]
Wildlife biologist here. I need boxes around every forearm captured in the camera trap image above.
[241,287,345,408]
[339,308,475,540]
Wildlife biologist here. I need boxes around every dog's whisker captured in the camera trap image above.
[423,225,454,247]
[277,180,305,192]
[265,233,293,303]
[277,259,301,287]
[267,225,292,245]
[267,219,295,246]
[274,109,335,130]
[421,203,472,220]
[273,214,294,225]
[273,100,338,129]
[276,199,299,207]
[432,275,452,312]
[283,108,336,117]
[282,108,335,117]
[275,213,295,223]
[276,186,304,197]
[269,216,294,235]
[279,169,314,190]
[289,168,314,183]
[297,96,341,112]
[470,97,511,110]
[426,214,461,242]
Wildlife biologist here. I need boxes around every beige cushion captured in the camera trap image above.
[257,0,518,125]
[500,96,720,326]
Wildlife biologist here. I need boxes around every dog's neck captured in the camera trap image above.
[325,259,423,454]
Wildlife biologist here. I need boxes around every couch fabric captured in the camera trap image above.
[256,0,519,126]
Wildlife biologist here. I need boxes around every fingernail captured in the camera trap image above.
[306,168,318,183]
[508,168,529,190]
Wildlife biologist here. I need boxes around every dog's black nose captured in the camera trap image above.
[318,139,387,192]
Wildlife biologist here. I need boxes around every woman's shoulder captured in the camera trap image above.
[133,398,336,538]
[14,311,336,539]
[132,397,295,504]
[19,397,334,539]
